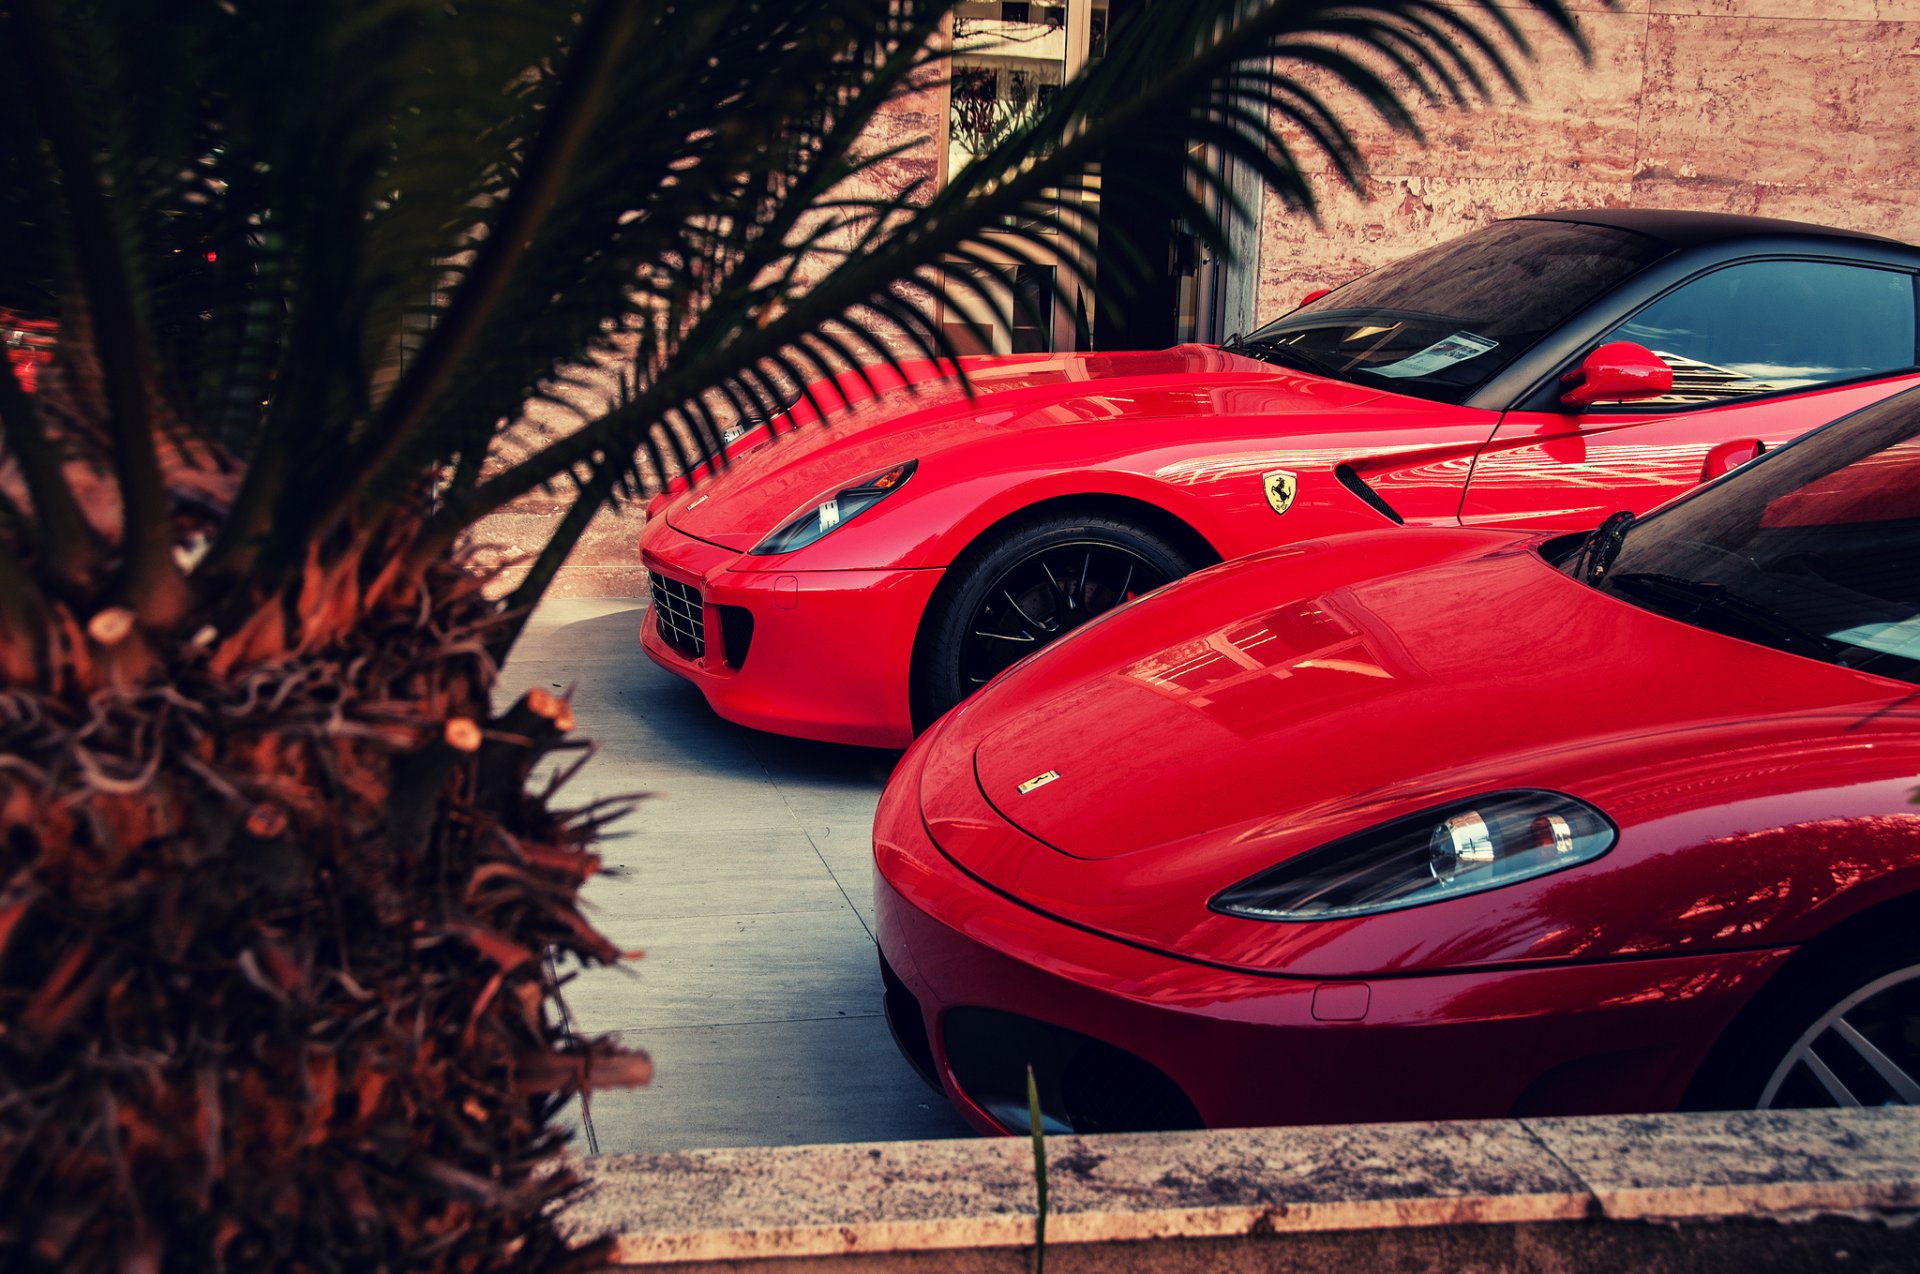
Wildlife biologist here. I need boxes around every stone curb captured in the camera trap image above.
[562,1107,1920,1266]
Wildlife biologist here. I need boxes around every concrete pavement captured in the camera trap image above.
[502,598,974,1153]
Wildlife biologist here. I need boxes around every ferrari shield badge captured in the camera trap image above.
[1017,770,1061,795]
[1262,469,1298,516]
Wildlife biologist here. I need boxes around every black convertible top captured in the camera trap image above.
[1519,208,1914,252]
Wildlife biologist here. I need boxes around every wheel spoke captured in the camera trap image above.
[1757,962,1920,1111]
[1040,560,1074,617]
[1832,1018,1920,1103]
[1002,588,1049,631]
[1800,1046,1863,1107]
[955,538,1178,708]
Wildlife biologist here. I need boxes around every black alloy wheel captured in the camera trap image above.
[915,513,1194,728]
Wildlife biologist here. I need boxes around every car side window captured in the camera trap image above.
[1598,260,1918,407]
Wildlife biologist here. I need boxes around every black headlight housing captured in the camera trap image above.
[1211,790,1616,921]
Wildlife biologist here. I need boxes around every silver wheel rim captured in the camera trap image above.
[1757,963,1920,1108]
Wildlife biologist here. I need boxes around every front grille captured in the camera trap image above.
[650,572,705,660]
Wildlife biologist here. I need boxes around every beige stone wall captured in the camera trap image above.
[1253,0,1920,318]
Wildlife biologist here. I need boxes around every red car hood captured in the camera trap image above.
[665,346,1385,550]
[921,527,1907,974]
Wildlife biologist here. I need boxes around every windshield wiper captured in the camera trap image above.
[1235,336,1338,379]
[1606,571,1841,661]
[1575,510,1635,585]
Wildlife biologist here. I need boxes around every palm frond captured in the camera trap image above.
[414,0,1590,577]
[0,0,1594,652]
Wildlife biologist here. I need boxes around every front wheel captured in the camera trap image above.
[914,513,1195,729]
[1689,927,1920,1110]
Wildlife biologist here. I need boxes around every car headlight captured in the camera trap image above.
[1210,790,1615,921]
[747,460,917,555]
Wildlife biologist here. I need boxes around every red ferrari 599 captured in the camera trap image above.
[642,210,1920,745]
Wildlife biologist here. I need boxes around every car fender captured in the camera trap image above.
[913,466,1231,569]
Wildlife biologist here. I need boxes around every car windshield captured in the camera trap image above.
[1240,219,1668,404]
[1577,391,1920,684]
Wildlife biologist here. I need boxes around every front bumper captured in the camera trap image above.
[872,733,1793,1134]
[639,516,942,748]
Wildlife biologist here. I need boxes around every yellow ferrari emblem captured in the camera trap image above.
[1263,469,1298,516]
[1017,770,1060,795]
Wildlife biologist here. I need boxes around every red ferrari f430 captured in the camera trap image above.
[876,386,1920,1134]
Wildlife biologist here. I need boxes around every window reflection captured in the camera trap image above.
[1119,595,1409,736]
[948,2,1077,176]
[1606,260,1917,404]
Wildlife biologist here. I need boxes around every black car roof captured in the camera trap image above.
[1515,207,1914,252]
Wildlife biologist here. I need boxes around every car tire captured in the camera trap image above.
[914,512,1196,730]
[1685,923,1920,1111]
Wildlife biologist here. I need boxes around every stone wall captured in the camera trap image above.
[563,1107,1920,1270]
[1251,0,1920,318]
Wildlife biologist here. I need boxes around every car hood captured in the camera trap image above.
[664,345,1386,551]
[921,527,1908,975]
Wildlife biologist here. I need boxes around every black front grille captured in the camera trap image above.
[650,572,705,660]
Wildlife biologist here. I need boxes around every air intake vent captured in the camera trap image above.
[1336,464,1404,524]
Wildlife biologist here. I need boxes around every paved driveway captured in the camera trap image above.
[504,598,973,1152]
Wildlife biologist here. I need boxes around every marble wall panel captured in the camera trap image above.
[1653,2,1920,19]
[1290,5,1650,186]
[1250,4,1920,339]
[1638,15,1920,186]
[1630,176,1920,240]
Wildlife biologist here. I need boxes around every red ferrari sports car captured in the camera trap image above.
[640,209,1920,746]
[874,385,1920,1135]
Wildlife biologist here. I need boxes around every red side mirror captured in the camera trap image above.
[1559,341,1673,410]
[1300,288,1331,306]
[1702,438,1764,482]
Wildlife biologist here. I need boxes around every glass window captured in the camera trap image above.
[1604,260,1917,405]
[1237,220,1668,403]
[948,3,1073,176]
[1587,391,1920,683]
[943,1,1107,353]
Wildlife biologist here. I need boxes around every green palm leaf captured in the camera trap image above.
[0,0,1599,645]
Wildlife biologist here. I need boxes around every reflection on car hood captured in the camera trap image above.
[924,527,1905,974]
[665,345,1386,550]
